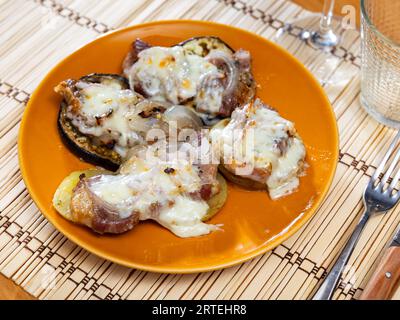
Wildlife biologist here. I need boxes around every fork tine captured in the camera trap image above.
[380,143,400,190]
[389,155,400,189]
[389,167,400,190]
[372,131,400,183]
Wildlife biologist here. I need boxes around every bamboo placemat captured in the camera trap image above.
[1,0,400,300]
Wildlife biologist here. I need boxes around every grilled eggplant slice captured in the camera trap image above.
[56,74,135,171]
[122,37,256,125]
[56,73,207,171]
[210,99,307,200]
[56,73,194,171]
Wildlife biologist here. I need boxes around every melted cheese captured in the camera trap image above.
[158,196,217,238]
[130,46,224,115]
[88,145,218,238]
[266,136,306,199]
[211,99,306,199]
[67,81,142,157]
[77,79,125,117]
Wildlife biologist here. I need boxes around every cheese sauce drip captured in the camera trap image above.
[67,79,143,157]
[87,145,218,238]
[211,99,306,199]
[131,46,224,115]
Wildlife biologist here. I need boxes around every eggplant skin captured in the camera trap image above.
[56,73,130,172]
[80,73,129,88]
[177,36,235,57]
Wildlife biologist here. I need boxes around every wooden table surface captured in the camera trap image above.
[0,0,360,300]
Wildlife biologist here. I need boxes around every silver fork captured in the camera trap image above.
[313,130,400,300]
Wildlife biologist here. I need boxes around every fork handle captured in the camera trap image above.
[313,211,370,300]
[359,246,400,300]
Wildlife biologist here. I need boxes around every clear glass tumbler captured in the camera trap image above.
[361,0,400,127]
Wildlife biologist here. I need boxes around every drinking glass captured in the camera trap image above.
[276,0,339,49]
[360,0,400,127]
[274,0,357,85]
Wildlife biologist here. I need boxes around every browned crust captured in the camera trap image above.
[54,80,81,114]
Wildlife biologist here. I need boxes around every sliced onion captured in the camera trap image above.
[126,100,170,133]
[163,105,203,130]
[205,50,239,96]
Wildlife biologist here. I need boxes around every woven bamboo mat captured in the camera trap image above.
[1,0,400,300]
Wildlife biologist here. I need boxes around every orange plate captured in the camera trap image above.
[18,21,338,273]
